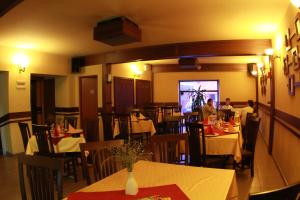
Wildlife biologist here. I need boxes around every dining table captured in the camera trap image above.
[203,122,243,163]
[26,130,86,155]
[113,114,156,138]
[66,160,239,200]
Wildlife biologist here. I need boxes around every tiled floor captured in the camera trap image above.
[0,133,285,200]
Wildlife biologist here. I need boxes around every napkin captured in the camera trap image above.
[68,124,76,131]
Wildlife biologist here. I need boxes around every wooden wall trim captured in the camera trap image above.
[258,103,300,140]
[55,107,79,113]
[85,39,272,65]
[0,0,23,17]
[0,111,31,127]
[152,63,248,73]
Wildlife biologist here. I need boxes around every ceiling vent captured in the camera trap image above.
[178,57,201,70]
[93,16,142,46]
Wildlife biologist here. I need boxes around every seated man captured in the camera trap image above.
[222,98,233,110]
[202,98,217,119]
[241,100,255,126]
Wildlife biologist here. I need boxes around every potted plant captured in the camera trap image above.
[190,86,206,112]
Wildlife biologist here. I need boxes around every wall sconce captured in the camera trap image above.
[291,0,300,8]
[265,48,281,60]
[131,64,143,78]
[12,53,29,73]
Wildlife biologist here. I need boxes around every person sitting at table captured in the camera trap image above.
[241,100,254,126]
[202,98,217,119]
[222,98,233,110]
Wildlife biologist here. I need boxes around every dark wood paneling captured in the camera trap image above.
[85,39,272,65]
[0,0,23,17]
[114,77,134,114]
[102,64,112,112]
[152,64,247,73]
[55,107,79,113]
[136,80,151,108]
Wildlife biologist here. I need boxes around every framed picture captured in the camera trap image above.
[295,13,300,41]
[288,74,295,96]
[285,28,292,51]
[292,47,300,70]
[287,51,293,66]
[283,56,289,75]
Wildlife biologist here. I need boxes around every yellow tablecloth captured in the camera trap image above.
[113,119,156,138]
[67,160,239,200]
[26,135,86,155]
[203,125,243,162]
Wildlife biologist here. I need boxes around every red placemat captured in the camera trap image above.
[67,184,190,200]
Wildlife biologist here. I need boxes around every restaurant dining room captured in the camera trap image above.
[1,0,300,200]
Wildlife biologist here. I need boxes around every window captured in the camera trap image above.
[179,80,220,113]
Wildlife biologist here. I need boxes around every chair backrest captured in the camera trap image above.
[63,116,77,129]
[18,154,63,200]
[249,181,300,200]
[150,134,188,164]
[100,112,114,140]
[18,122,31,150]
[161,106,174,120]
[114,114,132,140]
[244,117,261,153]
[32,124,54,155]
[83,118,99,142]
[143,108,159,126]
[186,122,206,166]
[80,140,124,185]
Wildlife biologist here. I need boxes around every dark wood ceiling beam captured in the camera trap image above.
[152,63,248,73]
[85,39,272,65]
[0,0,23,17]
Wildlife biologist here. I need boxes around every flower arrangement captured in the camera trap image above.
[190,86,206,112]
[112,141,149,172]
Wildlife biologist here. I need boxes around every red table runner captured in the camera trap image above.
[67,184,190,200]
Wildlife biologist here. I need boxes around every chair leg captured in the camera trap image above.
[250,159,254,177]
[72,159,78,182]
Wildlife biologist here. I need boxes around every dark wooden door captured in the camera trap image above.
[79,76,99,141]
[114,77,134,114]
[43,79,55,124]
[136,79,151,108]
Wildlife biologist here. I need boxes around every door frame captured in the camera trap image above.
[79,75,98,127]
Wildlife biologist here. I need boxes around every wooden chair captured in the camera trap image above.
[32,124,78,182]
[80,140,124,185]
[186,122,224,167]
[161,106,174,120]
[249,181,300,200]
[143,107,159,126]
[63,116,78,130]
[101,112,114,141]
[114,114,132,141]
[83,118,99,142]
[18,122,31,151]
[18,154,63,200]
[150,134,188,165]
[241,117,261,177]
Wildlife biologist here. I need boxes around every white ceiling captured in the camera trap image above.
[0,0,290,56]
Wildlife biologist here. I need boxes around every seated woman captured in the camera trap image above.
[202,98,216,119]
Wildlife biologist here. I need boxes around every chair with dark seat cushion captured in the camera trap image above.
[101,112,114,140]
[186,122,224,167]
[64,116,78,130]
[114,114,132,141]
[83,118,99,142]
[18,154,63,200]
[150,133,188,165]
[18,122,31,151]
[80,140,124,185]
[32,124,78,182]
[241,117,261,177]
[248,181,300,200]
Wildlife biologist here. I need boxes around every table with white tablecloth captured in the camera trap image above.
[67,160,239,200]
[26,135,86,155]
[113,117,156,138]
[203,125,243,162]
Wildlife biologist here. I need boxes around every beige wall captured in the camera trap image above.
[153,71,256,103]
[258,2,300,185]
[0,45,70,154]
